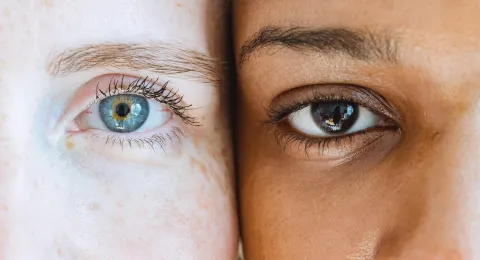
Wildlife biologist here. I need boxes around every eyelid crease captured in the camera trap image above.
[53,74,200,143]
[261,84,402,159]
[264,84,401,126]
[60,75,195,154]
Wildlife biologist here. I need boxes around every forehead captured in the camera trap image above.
[0,0,224,58]
[234,0,480,51]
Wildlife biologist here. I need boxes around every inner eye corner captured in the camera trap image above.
[58,75,201,156]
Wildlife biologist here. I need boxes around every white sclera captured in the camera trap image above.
[287,105,380,137]
[79,98,172,132]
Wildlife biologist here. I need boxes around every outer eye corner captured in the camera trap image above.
[264,84,402,160]
[61,74,198,154]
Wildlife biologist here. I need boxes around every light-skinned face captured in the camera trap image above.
[0,0,237,259]
[235,0,480,259]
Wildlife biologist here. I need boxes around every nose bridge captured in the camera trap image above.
[0,71,27,172]
[0,72,18,260]
[0,67,41,258]
[387,109,480,258]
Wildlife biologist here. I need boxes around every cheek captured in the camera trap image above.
[1,92,236,258]
[187,133,235,213]
[2,151,235,259]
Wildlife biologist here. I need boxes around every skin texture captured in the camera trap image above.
[0,0,237,259]
[234,0,480,259]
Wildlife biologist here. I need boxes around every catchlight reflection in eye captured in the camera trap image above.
[61,75,199,153]
[99,94,150,133]
[78,93,173,134]
[288,102,382,137]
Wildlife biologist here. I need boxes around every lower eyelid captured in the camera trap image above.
[50,75,201,159]
[62,131,186,165]
[64,124,186,157]
[270,121,400,160]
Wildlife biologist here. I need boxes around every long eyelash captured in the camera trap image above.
[265,92,363,125]
[264,119,357,156]
[266,119,391,157]
[263,91,397,156]
[95,76,199,126]
[88,126,185,153]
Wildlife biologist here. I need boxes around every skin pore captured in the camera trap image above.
[234,0,480,259]
[0,0,237,259]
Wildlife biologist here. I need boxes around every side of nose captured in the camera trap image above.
[0,71,48,259]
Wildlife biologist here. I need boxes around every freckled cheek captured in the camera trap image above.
[188,157,237,247]
[189,153,233,198]
[188,137,233,194]
[65,139,75,150]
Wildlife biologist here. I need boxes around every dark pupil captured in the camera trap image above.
[115,103,131,117]
[311,102,358,133]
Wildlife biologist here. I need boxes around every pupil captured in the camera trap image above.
[311,102,358,133]
[331,105,342,124]
[115,103,131,117]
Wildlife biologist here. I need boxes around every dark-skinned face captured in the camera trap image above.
[234,0,480,259]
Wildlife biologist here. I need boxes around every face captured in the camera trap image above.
[0,0,237,259]
[235,0,480,259]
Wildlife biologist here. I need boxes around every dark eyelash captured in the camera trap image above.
[263,90,398,155]
[95,76,199,126]
[265,91,381,125]
[265,119,355,156]
[266,119,394,157]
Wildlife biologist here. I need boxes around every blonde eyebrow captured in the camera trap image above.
[48,42,222,86]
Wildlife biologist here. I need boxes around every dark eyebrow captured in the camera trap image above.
[238,26,398,66]
[49,42,221,86]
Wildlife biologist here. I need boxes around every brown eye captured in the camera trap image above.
[287,102,381,137]
[311,102,359,133]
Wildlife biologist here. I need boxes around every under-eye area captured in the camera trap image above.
[264,84,403,161]
[59,74,199,154]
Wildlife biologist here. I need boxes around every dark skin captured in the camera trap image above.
[234,0,480,259]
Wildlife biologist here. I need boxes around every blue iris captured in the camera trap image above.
[99,94,149,133]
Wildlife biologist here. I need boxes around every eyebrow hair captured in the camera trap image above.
[238,26,398,66]
[49,42,221,85]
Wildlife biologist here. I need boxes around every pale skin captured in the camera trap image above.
[235,0,480,259]
[0,0,237,259]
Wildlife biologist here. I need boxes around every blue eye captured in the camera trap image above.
[99,94,149,133]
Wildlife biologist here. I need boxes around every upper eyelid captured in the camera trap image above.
[94,76,167,99]
[53,74,196,134]
[47,42,223,87]
[265,84,401,124]
[91,75,200,126]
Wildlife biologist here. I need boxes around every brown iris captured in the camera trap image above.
[311,102,358,133]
